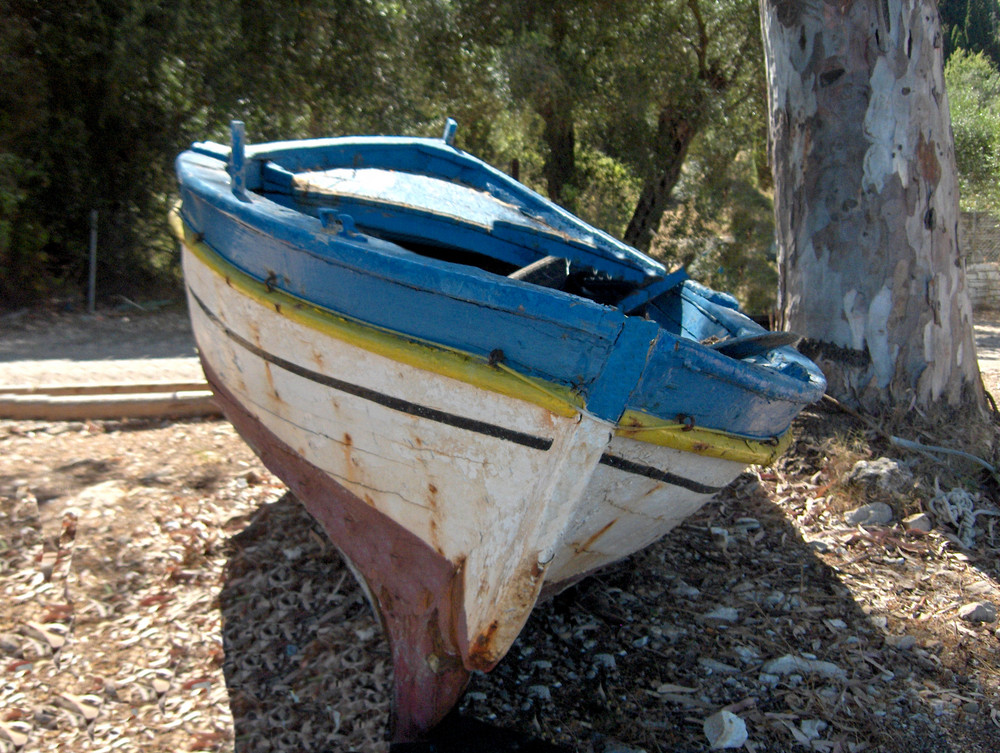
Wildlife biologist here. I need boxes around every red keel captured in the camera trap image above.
[205,363,471,741]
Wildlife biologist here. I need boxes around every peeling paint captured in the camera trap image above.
[866,285,895,388]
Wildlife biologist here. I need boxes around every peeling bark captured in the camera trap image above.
[760,0,984,411]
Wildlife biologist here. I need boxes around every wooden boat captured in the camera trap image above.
[173,120,825,742]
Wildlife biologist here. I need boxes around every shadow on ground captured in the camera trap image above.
[217,466,998,752]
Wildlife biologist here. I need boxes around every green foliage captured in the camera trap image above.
[651,66,777,316]
[0,0,774,313]
[939,0,1000,68]
[945,49,1000,214]
[566,148,642,240]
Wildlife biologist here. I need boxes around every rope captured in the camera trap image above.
[926,477,1000,548]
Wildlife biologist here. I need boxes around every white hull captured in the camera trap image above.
[183,245,746,665]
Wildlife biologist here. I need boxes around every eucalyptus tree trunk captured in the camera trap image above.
[760,0,985,412]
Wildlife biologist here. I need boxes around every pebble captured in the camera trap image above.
[0,722,30,748]
[885,634,916,650]
[761,654,847,681]
[800,719,827,740]
[847,458,913,493]
[734,518,761,536]
[902,512,933,532]
[671,580,701,599]
[698,657,740,674]
[527,685,552,701]
[703,710,748,749]
[845,502,894,526]
[701,606,739,622]
[599,741,648,753]
[710,526,731,549]
[763,591,786,609]
[958,601,997,623]
[593,653,617,670]
[732,645,760,664]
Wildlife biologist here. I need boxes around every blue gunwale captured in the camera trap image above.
[175,133,825,443]
[175,211,797,465]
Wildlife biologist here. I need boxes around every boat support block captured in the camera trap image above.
[203,361,472,741]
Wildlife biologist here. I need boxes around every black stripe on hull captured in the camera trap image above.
[598,453,723,494]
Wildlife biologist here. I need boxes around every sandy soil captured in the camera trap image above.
[2,305,1000,753]
[0,306,202,387]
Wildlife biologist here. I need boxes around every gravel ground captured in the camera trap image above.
[2,305,1000,752]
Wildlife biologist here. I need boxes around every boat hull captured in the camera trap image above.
[181,238,747,738]
[174,124,824,742]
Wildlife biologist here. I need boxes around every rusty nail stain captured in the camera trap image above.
[467,620,501,670]
[576,518,617,553]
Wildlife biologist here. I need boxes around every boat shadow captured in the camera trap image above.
[218,480,974,752]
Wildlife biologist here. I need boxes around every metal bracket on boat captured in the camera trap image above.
[442,117,458,146]
[229,120,250,202]
[319,209,366,241]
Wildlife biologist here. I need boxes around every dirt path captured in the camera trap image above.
[0,306,202,387]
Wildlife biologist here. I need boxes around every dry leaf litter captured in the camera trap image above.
[2,310,1000,752]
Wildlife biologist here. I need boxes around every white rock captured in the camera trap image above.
[845,502,894,526]
[593,653,617,670]
[885,634,917,650]
[847,458,913,492]
[903,512,933,532]
[800,719,827,739]
[958,601,998,623]
[703,710,748,750]
[698,657,740,674]
[701,606,739,622]
[761,654,847,681]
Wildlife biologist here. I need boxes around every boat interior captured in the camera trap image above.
[263,165,793,360]
[181,132,799,365]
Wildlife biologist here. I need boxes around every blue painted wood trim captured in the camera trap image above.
[584,316,661,421]
[617,268,689,314]
[229,122,249,202]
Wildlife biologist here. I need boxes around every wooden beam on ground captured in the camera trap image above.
[1,380,210,397]
[0,385,219,421]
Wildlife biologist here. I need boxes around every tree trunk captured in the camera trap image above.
[540,104,577,209]
[623,110,697,252]
[760,0,984,412]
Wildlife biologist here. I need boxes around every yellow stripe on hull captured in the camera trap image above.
[170,208,790,465]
